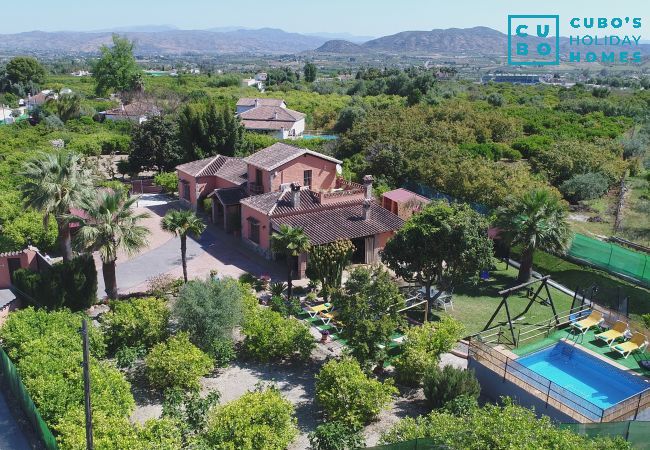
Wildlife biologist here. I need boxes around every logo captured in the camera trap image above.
[508,15,560,65]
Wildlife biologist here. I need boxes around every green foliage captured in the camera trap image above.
[315,357,397,427]
[161,208,207,282]
[271,224,311,299]
[442,394,479,416]
[308,421,366,450]
[202,387,298,450]
[335,106,366,132]
[12,254,97,310]
[394,317,465,387]
[145,332,214,391]
[173,277,245,356]
[5,56,46,85]
[423,365,480,409]
[115,345,146,369]
[177,101,248,160]
[242,307,315,362]
[102,297,169,352]
[129,115,182,173]
[207,74,241,88]
[306,239,354,300]
[0,308,137,438]
[162,388,220,444]
[153,172,178,194]
[92,35,142,96]
[304,63,318,83]
[487,92,505,107]
[560,172,611,203]
[0,209,57,252]
[333,267,404,369]
[269,281,287,297]
[379,399,630,449]
[382,201,493,299]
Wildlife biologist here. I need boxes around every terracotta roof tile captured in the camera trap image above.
[243,143,341,172]
[176,155,247,184]
[239,105,305,122]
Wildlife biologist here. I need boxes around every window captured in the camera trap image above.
[255,169,263,186]
[248,218,260,244]
[303,170,312,188]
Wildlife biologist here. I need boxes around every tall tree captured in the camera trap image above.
[305,239,354,300]
[303,63,317,83]
[382,201,493,318]
[495,189,572,282]
[92,35,141,96]
[271,225,310,300]
[129,115,182,173]
[72,191,150,299]
[21,152,94,261]
[332,267,404,370]
[5,56,46,85]
[55,93,81,122]
[161,209,206,283]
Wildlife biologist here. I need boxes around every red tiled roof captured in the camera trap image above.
[382,188,430,204]
[243,142,341,172]
[176,155,247,184]
[271,202,404,245]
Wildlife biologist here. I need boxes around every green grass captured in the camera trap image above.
[520,250,650,329]
[513,327,650,377]
[428,261,575,337]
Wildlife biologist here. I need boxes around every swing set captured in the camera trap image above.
[482,275,559,346]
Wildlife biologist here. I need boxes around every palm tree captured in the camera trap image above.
[495,189,572,283]
[161,209,206,283]
[21,151,94,261]
[271,225,311,299]
[72,191,150,299]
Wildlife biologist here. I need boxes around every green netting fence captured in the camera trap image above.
[0,347,58,449]
[560,421,650,448]
[568,233,650,287]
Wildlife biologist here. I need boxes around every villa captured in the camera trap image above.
[176,142,404,278]
[236,98,305,139]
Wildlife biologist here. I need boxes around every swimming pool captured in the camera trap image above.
[517,341,649,410]
[303,134,338,140]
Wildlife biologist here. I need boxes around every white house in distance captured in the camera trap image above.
[101,101,161,124]
[236,98,305,139]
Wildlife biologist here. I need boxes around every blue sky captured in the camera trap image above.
[3,0,647,36]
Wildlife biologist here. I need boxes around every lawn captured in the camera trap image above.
[518,250,650,329]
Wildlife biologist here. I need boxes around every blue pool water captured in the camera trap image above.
[303,134,338,140]
[517,342,649,409]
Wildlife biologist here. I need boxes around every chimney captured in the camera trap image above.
[274,110,279,120]
[290,183,301,208]
[362,199,371,221]
[363,175,373,200]
[254,98,259,107]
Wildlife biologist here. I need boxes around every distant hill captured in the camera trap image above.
[306,32,374,43]
[315,40,368,54]
[362,26,506,55]
[0,28,328,55]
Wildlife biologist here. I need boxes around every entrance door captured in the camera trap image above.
[350,237,366,264]
[7,258,22,284]
[364,236,375,263]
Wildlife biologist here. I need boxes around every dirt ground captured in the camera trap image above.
[130,343,467,449]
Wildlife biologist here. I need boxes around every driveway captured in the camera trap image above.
[0,390,35,450]
[97,195,285,298]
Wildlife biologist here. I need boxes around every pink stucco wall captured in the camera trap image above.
[0,249,38,289]
[271,154,337,192]
[178,170,240,210]
[240,204,273,252]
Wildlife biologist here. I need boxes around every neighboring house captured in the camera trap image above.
[255,72,268,82]
[25,90,54,110]
[236,98,286,114]
[177,142,404,278]
[101,101,161,124]
[241,78,264,90]
[381,188,430,220]
[236,98,305,139]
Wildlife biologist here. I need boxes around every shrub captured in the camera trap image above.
[173,277,246,356]
[394,317,464,387]
[202,387,298,450]
[154,171,179,194]
[102,297,169,352]
[269,281,287,297]
[423,365,480,409]
[211,338,236,368]
[242,308,315,362]
[315,357,397,427]
[308,421,366,450]
[115,345,147,369]
[560,172,610,203]
[145,333,214,392]
[162,388,220,442]
[12,254,97,311]
[442,394,479,416]
[147,274,184,297]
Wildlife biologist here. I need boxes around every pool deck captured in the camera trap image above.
[513,327,650,378]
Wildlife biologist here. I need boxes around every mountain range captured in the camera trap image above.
[0,26,647,57]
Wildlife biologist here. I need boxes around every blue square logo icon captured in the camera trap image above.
[508,15,560,65]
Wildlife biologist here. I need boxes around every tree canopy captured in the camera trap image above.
[92,35,142,96]
[5,56,46,85]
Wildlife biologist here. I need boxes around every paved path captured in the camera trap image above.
[97,196,285,298]
[0,390,32,450]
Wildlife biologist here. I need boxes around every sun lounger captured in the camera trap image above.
[319,310,339,325]
[613,332,648,359]
[570,310,603,335]
[304,302,331,318]
[595,321,628,346]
